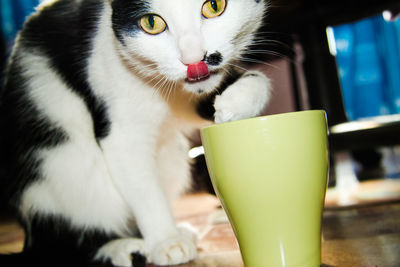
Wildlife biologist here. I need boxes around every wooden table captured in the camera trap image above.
[322,202,400,266]
[170,193,400,267]
[1,191,400,266]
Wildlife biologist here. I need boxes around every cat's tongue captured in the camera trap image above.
[187,61,209,82]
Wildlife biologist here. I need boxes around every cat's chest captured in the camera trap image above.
[103,83,170,131]
[88,64,170,131]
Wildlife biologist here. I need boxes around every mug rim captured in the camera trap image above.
[202,110,326,131]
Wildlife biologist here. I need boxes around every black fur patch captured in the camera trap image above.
[206,51,223,66]
[24,214,117,266]
[19,0,111,140]
[131,252,147,267]
[112,0,151,43]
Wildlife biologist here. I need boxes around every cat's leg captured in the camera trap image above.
[99,122,197,266]
[155,124,192,203]
[154,127,199,260]
[214,70,271,123]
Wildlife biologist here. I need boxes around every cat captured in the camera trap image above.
[0,0,271,266]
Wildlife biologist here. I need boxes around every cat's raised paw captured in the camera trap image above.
[149,234,197,265]
[213,71,271,124]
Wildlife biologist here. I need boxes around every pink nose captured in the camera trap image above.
[178,33,206,65]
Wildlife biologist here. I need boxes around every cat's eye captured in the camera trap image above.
[139,14,166,35]
[202,0,226,19]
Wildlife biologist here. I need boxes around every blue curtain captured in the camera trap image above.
[0,0,39,52]
[333,15,400,120]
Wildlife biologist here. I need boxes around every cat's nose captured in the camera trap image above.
[178,33,206,65]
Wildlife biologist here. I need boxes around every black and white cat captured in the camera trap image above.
[0,0,270,266]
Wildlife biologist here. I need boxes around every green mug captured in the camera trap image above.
[201,110,329,267]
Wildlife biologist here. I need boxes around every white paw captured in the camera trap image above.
[214,71,270,124]
[95,238,146,267]
[177,222,198,244]
[214,108,235,124]
[149,233,197,266]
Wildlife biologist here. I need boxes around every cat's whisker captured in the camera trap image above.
[167,81,175,100]
[250,43,292,53]
[157,77,174,100]
[148,73,164,86]
[163,79,175,103]
[252,31,293,40]
[225,62,249,73]
[157,77,169,94]
[150,75,168,98]
[250,37,295,54]
[251,38,290,46]
[145,74,163,94]
[143,63,159,71]
[245,49,288,59]
[169,80,179,103]
[221,66,234,77]
[239,57,281,70]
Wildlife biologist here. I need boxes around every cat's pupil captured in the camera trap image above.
[148,15,155,28]
[210,1,218,11]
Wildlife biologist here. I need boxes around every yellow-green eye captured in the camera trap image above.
[202,0,226,18]
[139,14,166,35]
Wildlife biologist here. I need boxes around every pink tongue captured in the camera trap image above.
[187,61,209,81]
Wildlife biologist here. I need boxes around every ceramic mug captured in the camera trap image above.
[201,110,329,267]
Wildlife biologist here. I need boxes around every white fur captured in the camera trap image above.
[215,71,271,123]
[18,0,270,266]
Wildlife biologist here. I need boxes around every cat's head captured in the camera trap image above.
[111,0,267,94]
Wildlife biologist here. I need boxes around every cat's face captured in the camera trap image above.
[111,0,266,94]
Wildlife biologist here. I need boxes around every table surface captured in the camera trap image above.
[1,191,400,267]
[170,193,400,267]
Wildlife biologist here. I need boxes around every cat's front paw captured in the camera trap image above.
[149,233,197,266]
[95,238,147,267]
[214,71,270,123]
